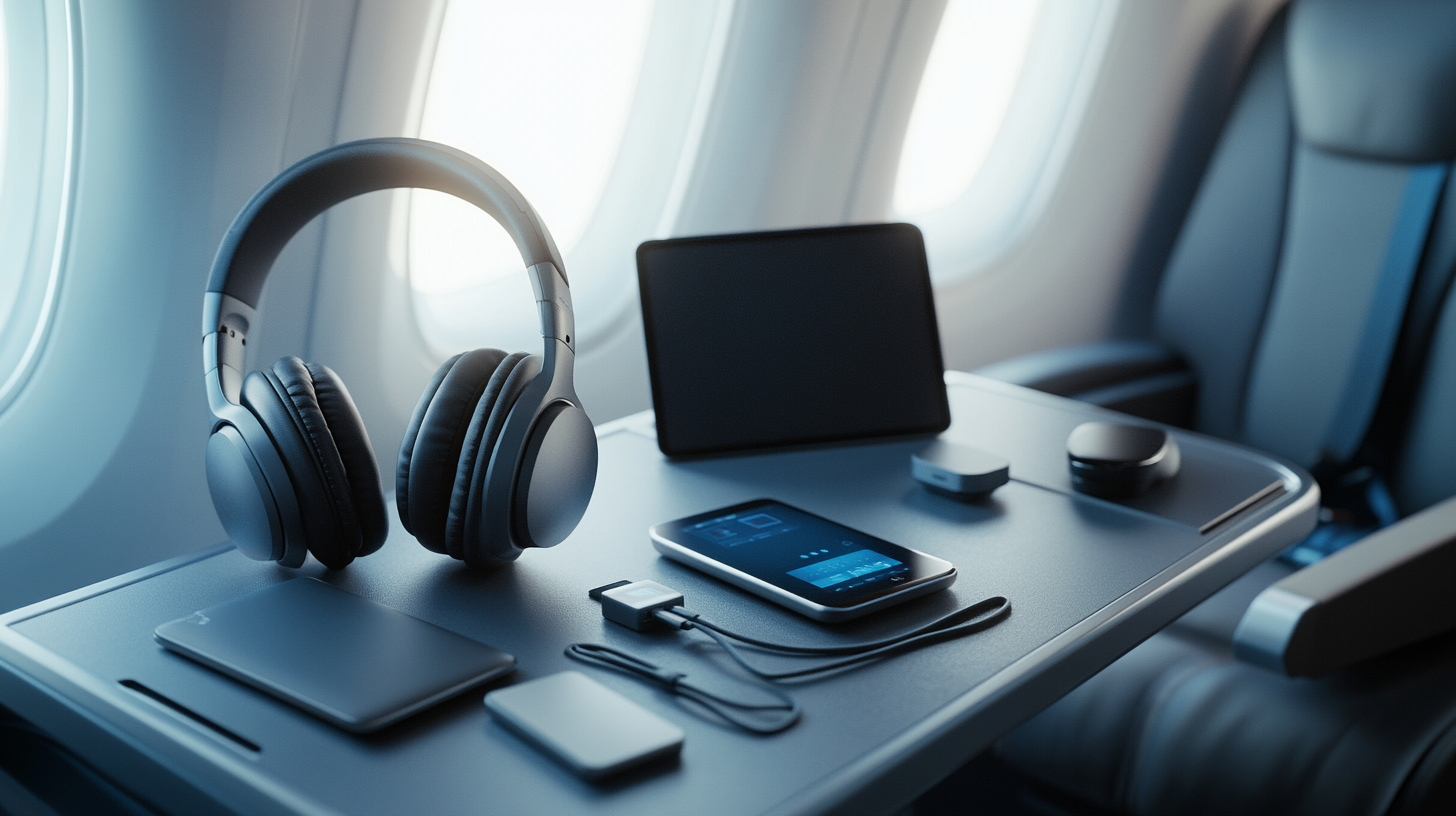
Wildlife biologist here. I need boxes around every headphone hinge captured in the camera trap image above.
[528,262,575,352]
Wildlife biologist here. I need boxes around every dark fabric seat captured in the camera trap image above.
[972,1,1456,813]
[998,562,1456,815]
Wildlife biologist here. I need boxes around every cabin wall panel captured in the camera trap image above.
[0,0,231,610]
[0,0,366,611]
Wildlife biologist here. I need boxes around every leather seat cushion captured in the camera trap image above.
[997,561,1456,816]
[1289,0,1456,162]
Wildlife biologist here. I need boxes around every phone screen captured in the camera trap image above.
[650,499,953,611]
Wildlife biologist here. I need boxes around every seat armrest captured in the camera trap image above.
[1234,494,1456,676]
[974,340,1194,426]
[972,340,1184,396]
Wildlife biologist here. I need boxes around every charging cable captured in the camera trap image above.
[565,643,801,734]
[654,595,1009,680]
[567,579,1010,733]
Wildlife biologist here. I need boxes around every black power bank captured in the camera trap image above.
[155,578,516,733]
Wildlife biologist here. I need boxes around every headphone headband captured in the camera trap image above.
[202,138,575,410]
[209,138,565,305]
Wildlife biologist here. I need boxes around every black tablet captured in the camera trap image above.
[637,223,950,457]
[155,578,516,733]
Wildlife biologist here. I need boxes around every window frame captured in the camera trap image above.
[892,0,1121,285]
[0,0,79,415]
[404,0,737,359]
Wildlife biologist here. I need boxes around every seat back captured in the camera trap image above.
[1153,0,1456,516]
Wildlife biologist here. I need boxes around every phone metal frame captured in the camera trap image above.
[650,527,956,623]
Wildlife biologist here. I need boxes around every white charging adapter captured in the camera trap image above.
[588,580,685,631]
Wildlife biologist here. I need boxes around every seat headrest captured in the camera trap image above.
[1289,0,1456,162]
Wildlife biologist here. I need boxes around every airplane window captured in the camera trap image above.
[409,0,731,357]
[895,0,1042,217]
[0,4,16,403]
[0,8,9,230]
[893,0,1117,283]
[0,0,75,414]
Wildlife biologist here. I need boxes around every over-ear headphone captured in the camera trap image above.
[203,138,598,570]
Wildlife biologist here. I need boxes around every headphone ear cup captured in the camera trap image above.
[396,352,462,545]
[240,366,337,567]
[263,358,364,569]
[304,362,388,557]
[513,401,598,549]
[205,424,286,562]
[447,351,532,561]
[396,348,509,553]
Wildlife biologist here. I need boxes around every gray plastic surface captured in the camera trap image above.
[0,376,1315,816]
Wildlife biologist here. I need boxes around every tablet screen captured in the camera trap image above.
[636,224,949,457]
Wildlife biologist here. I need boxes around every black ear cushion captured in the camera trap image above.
[306,362,388,557]
[462,354,541,561]
[444,351,530,559]
[396,352,462,537]
[240,366,343,568]
[400,348,510,553]
[268,357,361,570]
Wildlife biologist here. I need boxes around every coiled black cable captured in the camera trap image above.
[657,595,1010,680]
[564,643,800,734]
[573,581,1011,734]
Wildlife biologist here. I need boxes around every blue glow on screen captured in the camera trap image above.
[787,549,902,589]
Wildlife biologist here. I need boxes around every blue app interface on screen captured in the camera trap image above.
[786,550,904,589]
[682,504,912,595]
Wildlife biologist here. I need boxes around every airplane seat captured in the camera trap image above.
[962,1,1456,814]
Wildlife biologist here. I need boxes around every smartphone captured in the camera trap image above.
[650,499,955,622]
